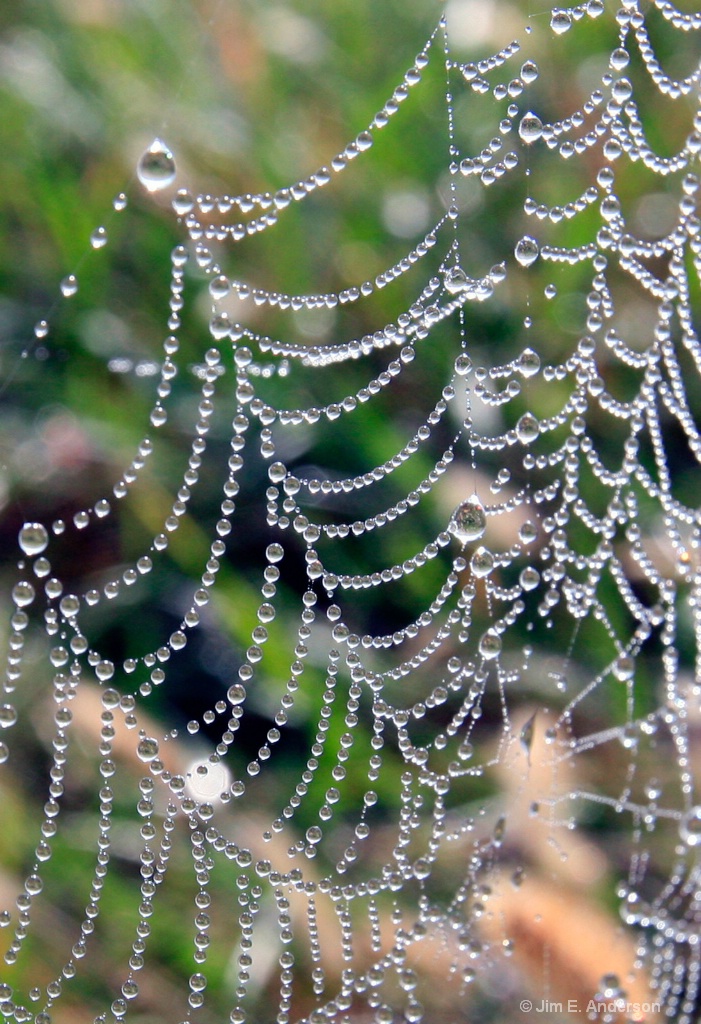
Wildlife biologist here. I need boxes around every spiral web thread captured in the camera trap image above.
[1,2,701,1022]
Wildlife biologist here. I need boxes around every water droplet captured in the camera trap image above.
[519,566,540,590]
[519,521,537,544]
[209,274,231,300]
[173,189,194,216]
[610,47,629,71]
[0,705,18,729]
[444,267,469,294]
[518,348,540,377]
[19,523,49,556]
[493,815,506,845]
[209,313,232,340]
[599,974,623,1000]
[60,275,78,297]
[519,713,537,762]
[90,226,108,249]
[550,9,572,33]
[613,654,634,681]
[413,858,431,880]
[451,494,487,543]
[512,865,525,888]
[59,594,81,618]
[515,236,539,267]
[12,581,35,607]
[266,543,284,563]
[306,825,322,844]
[516,412,540,444]
[645,779,661,801]
[520,60,539,84]
[518,112,543,144]
[680,806,701,847]
[470,547,494,578]
[137,737,160,762]
[137,138,176,192]
[479,629,502,660]
[95,660,114,682]
[228,683,246,705]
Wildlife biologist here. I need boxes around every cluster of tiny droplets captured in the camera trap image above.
[1,1,701,1022]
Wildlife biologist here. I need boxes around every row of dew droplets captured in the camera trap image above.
[0,525,52,759]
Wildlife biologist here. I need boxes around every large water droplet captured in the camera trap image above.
[19,523,49,556]
[550,9,572,33]
[515,236,539,267]
[519,566,540,590]
[470,546,494,578]
[451,494,487,543]
[228,683,246,705]
[518,348,540,377]
[516,412,540,444]
[613,654,634,681]
[444,267,469,294]
[520,60,539,84]
[137,737,160,762]
[0,704,18,729]
[59,594,81,618]
[137,139,177,192]
[60,275,78,298]
[12,581,35,607]
[90,226,108,249]
[518,112,543,144]
[479,629,502,660]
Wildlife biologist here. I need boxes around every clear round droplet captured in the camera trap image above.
[60,275,78,297]
[470,546,494,578]
[518,348,540,377]
[519,566,540,590]
[19,523,49,557]
[520,60,539,84]
[59,594,81,618]
[90,226,108,249]
[479,629,502,660]
[613,654,634,681]
[137,138,177,193]
[451,494,487,543]
[519,521,537,544]
[515,236,539,267]
[137,737,160,762]
[444,266,469,294]
[0,705,18,729]
[12,581,35,607]
[516,412,540,444]
[228,683,246,705]
[518,112,543,144]
[209,274,231,300]
[550,9,572,33]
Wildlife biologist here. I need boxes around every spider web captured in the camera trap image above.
[1,1,701,1022]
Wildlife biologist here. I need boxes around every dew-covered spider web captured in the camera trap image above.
[1,0,701,1021]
